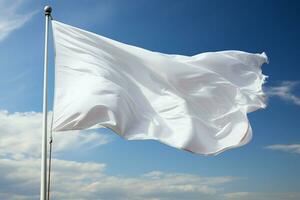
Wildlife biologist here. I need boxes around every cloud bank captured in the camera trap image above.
[0,157,239,200]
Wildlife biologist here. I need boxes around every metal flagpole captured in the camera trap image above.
[40,5,52,200]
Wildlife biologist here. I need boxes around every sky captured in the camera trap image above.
[0,0,299,199]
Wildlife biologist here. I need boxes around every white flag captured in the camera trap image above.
[52,20,268,155]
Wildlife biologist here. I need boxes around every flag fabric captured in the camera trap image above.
[51,20,268,155]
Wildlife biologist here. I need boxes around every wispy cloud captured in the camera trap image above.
[265,81,300,106]
[223,192,250,199]
[0,0,35,41]
[223,192,300,200]
[264,144,300,154]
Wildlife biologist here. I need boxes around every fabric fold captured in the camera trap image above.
[52,20,268,155]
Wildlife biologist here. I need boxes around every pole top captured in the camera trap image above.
[44,5,52,16]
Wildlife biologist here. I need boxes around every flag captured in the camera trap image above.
[51,20,268,155]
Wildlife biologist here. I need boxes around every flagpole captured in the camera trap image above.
[40,5,52,200]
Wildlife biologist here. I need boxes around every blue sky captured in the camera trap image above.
[0,0,299,199]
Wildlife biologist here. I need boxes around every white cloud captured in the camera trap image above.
[1,156,299,200]
[0,110,112,159]
[223,192,300,200]
[266,81,300,106]
[0,157,236,200]
[223,192,250,199]
[0,0,35,41]
[265,144,300,154]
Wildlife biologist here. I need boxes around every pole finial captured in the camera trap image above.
[44,5,52,16]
